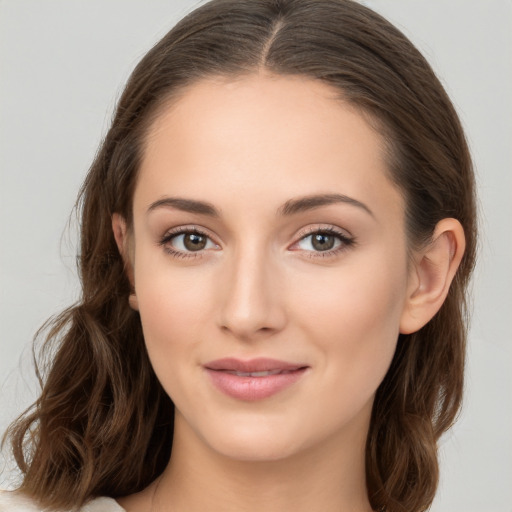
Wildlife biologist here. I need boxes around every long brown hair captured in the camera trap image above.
[4,1,477,511]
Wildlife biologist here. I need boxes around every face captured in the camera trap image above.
[125,74,414,462]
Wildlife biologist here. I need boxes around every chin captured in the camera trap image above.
[185,410,310,462]
[208,432,303,463]
[214,412,355,465]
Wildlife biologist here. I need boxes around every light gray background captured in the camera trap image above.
[1,1,511,510]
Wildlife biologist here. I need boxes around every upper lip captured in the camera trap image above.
[204,358,307,373]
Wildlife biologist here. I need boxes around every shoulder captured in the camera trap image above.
[82,497,125,512]
[0,491,40,512]
[0,491,125,511]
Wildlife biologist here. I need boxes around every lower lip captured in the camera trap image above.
[205,368,307,401]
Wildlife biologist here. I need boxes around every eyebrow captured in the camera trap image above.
[147,193,373,218]
[147,197,220,216]
[278,193,374,217]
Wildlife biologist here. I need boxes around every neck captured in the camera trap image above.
[153,413,373,512]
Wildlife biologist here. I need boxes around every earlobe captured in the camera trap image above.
[128,293,139,311]
[400,218,465,334]
[112,213,139,311]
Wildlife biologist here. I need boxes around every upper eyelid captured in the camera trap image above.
[161,225,218,242]
[293,224,353,241]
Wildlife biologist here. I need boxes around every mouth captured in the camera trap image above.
[204,358,309,401]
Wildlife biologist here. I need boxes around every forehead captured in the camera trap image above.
[136,73,403,222]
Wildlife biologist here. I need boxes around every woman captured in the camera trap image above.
[1,0,476,511]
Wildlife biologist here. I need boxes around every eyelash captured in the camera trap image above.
[292,226,355,258]
[158,226,216,259]
[158,225,355,260]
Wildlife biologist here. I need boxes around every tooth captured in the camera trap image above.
[251,370,279,377]
[227,370,284,377]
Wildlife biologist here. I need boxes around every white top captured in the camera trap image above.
[0,491,125,511]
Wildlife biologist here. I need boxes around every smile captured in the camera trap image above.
[204,358,308,401]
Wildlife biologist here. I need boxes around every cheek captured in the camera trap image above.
[133,257,214,382]
[291,253,408,388]
[138,276,209,331]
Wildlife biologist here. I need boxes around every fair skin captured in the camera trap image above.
[114,74,464,512]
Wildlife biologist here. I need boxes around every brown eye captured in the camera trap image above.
[294,229,353,255]
[161,230,218,254]
[183,233,207,251]
[311,233,336,251]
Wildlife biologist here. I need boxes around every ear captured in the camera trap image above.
[400,218,465,334]
[112,213,139,311]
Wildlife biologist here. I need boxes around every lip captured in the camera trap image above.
[204,358,308,401]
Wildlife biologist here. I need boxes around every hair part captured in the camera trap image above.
[4,1,476,511]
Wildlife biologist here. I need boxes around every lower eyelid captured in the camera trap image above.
[163,246,202,259]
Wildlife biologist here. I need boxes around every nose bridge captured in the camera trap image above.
[218,239,285,339]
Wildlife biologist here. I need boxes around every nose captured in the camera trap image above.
[217,246,287,341]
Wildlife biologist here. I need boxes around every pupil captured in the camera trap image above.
[184,233,206,251]
[312,233,334,251]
